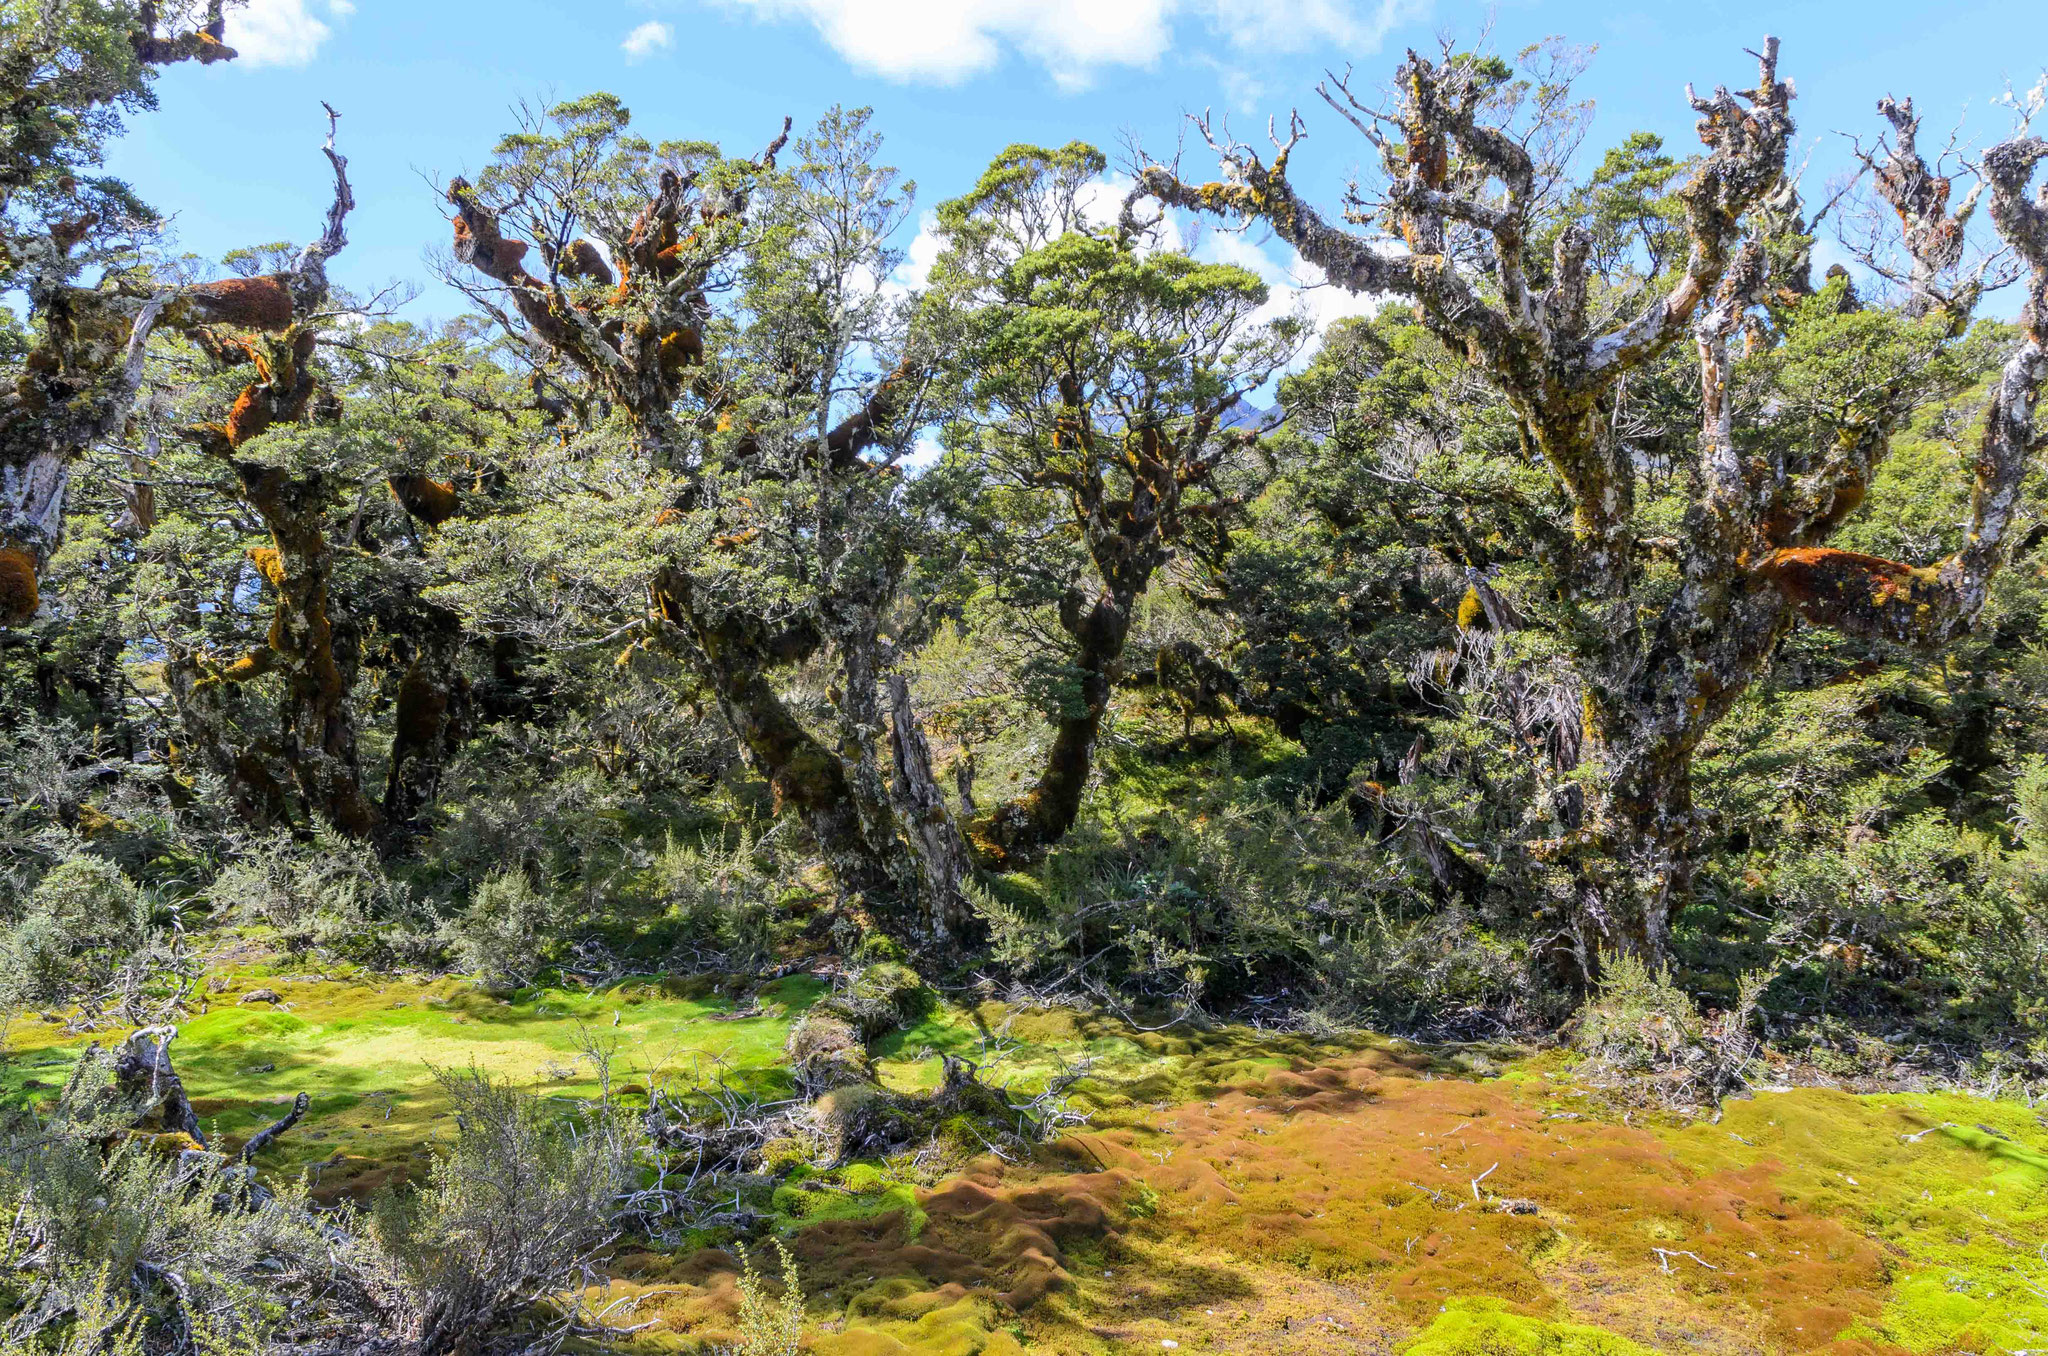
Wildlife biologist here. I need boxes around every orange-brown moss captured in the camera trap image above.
[387,474,459,526]
[184,274,296,330]
[1757,546,1945,644]
[0,545,39,625]
[248,546,286,588]
[557,237,614,285]
[629,1150,1137,1348]
[658,326,703,381]
[1081,1060,1894,1350]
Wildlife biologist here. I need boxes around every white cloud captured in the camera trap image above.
[622,20,675,59]
[1202,0,1418,55]
[223,0,352,68]
[709,0,1422,89]
[891,211,945,294]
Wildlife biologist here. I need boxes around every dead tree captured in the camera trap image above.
[1137,40,2048,964]
[1853,95,2018,332]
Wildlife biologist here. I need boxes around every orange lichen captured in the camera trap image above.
[0,546,39,625]
[494,237,529,273]
[1757,546,1942,639]
[208,648,276,685]
[223,384,270,447]
[248,546,286,588]
[184,274,296,330]
[387,474,459,526]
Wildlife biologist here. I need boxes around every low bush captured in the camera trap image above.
[373,1065,638,1353]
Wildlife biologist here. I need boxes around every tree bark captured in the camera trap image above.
[382,607,471,837]
[888,674,980,945]
[971,584,1133,863]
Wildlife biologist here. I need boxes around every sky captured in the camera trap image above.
[108,0,2048,336]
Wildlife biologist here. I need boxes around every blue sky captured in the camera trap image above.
[110,0,2048,328]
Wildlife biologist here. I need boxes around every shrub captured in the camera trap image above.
[0,1048,397,1351]
[1571,952,1764,1108]
[209,826,439,966]
[730,1237,806,1356]
[0,855,194,1026]
[983,792,1531,1031]
[653,831,781,964]
[442,870,567,991]
[374,1066,637,1353]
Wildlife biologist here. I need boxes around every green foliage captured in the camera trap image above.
[0,852,195,1026]
[210,825,439,966]
[652,831,783,964]
[373,1065,637,1349]
[732,1236,807,1356]
[443,870,566,992]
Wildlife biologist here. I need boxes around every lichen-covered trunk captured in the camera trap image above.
[382,610,470,839]
[971,584,1133,864]
[887,673,980,946]
[162,651,297,828]
[833,624,978,949]
[0,447,66,625]
[657,570,918,939]
[1568,568,1792,966]
[1572,722,1699,963]
[708,648,910,933]
[228,464,381,839]
[0,293,173,626]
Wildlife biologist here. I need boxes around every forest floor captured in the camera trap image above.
[3,966,2045,1355]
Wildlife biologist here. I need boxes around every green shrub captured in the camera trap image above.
[210,826,440,966]
[1571,952,1764,1108]
[374,1066,637,1351]
[0,1048,394,1350]
[0,855,192,1025]
[442,869,568,991]
[653,831,780,963]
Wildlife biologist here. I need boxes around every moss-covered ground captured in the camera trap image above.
[5,968,2044,1354]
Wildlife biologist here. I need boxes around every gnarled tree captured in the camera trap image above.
[440,100,976,948]
[1139,39,2048,964]
[0,0,237,626]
